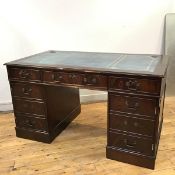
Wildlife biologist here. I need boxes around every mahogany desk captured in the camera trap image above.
[5,51,168,169]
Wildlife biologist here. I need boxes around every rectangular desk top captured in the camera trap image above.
[5,50,168,77]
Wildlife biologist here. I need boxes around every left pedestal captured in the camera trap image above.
[7,66,81,143]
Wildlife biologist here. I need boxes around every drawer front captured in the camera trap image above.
[108,131,153,156]
[82,74,107,88]
[15,115,48,131]
[109,113,155,136]
[13,99,46,116]
[43,70,107,89]
[109,94,157,117]
[11,83,44,100]
[109,76,161,95]
[8,67,41,81]
[43,71,83,85]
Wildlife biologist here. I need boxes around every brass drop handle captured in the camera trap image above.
[83,77,97,85]
[22,87,32,95]
[52,73,63,81]
[19,70,31,79]
[25,119,33,127]
[124,139,137,148]
[69,74,76,79]
[125,80,140,90]
[83,77,87,83]
[92,77,97,84]
[125,99,139,110]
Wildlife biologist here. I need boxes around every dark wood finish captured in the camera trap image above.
[15,115,48,131]
[15,104,81,143]
[82,73,107,88]
[43,70,84,84]
[109,113,155,136]
[43,70,107,89]
[8,67,41,82]
[108,131,154,156]
[106,146,155,169]
[13,85,81,143]
[109,76,161,95]
[4,51,168,169]
[15,127,51,143]
[11,82,44,100]
[109,93,158,118]
[13,98,46,116]
[44,85,81,134]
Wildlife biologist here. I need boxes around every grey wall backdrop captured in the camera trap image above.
[165,13,175,96]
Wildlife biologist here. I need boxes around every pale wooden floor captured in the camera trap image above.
[0,98,175,175]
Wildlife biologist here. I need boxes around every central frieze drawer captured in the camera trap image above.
[109,94,158,118]
[43,71,83,84]
[8,67,41,82]
[43,71,107,88]
[109,76,161,95]
[108,131,154,156]
[13,98,46,116]
[15,115,48,131]
[11,83,44,100]
[109,113,155,136]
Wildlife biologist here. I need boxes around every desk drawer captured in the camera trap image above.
[15,115,48,131]
[109,94,158,118]
[8,67,41,82]
[43,71,107,88]
[13,99,46,116]
[108,131,153,156]
[43,71,83,84]
[109,113,155,136]
[82,74,107,88]
[109,76,161,95]
[11,83,44,100]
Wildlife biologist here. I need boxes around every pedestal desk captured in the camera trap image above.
[5,51,168,169]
